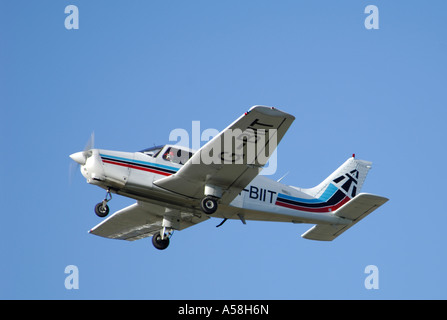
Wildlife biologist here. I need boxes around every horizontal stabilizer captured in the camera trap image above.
[301,193,388,241]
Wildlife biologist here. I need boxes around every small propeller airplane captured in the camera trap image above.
[70,106,388,250]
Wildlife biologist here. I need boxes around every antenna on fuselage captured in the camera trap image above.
[277,171,290,183]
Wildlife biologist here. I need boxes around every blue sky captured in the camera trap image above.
[1,1,446,299]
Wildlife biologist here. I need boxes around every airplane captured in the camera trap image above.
[69,106,388,250]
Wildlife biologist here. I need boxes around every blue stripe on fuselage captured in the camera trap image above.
[99,154,179,172]
[278,183,338,204]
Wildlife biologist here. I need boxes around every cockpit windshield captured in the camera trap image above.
[139,145,164,157]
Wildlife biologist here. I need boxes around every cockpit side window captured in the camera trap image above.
[162,147,193,165]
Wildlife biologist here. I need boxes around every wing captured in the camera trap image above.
[301,193,389,241]
[89,201,208,241]
[154,106,295,204]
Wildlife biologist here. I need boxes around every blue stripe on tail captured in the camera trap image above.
[277,183,338,204]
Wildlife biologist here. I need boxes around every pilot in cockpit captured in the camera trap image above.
[163,148,176,162]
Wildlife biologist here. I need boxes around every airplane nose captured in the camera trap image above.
[70,151,87,165]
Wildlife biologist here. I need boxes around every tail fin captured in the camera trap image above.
[298,156,388,241]
[304,155,372,201]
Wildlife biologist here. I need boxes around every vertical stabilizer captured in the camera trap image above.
[304,156,372,200]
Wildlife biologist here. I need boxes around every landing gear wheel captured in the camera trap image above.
[152,233,170,250]
[200,196,218,215]
[94,202,109,217]
[94,188,112,218]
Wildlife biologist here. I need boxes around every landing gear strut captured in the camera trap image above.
[94,188,112,218]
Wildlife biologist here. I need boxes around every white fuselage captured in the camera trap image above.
[80,145,348,227]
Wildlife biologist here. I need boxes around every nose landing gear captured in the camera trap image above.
[94,188,112,217]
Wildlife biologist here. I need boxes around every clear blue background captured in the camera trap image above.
[1,1,446,299]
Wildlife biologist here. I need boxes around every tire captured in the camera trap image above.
[94,202,109,218]
[152,233,170,250]
[200,196,218,215]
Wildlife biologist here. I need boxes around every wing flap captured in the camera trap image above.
[301,193,389,241]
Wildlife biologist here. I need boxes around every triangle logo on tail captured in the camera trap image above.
[332,169,359,198]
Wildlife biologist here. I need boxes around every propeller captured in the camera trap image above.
[70,132,94,165]
[69,132,95,184]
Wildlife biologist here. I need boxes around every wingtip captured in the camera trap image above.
[249,105,295,119]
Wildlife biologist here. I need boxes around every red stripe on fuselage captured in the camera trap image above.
[275,196,351,213]
[102,159,172,176]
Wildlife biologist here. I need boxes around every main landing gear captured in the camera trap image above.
[200,185,221,215]
[94,188,112,218]
[200,196,218,215]
[152,232,170,250]
[152,228,173,250]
